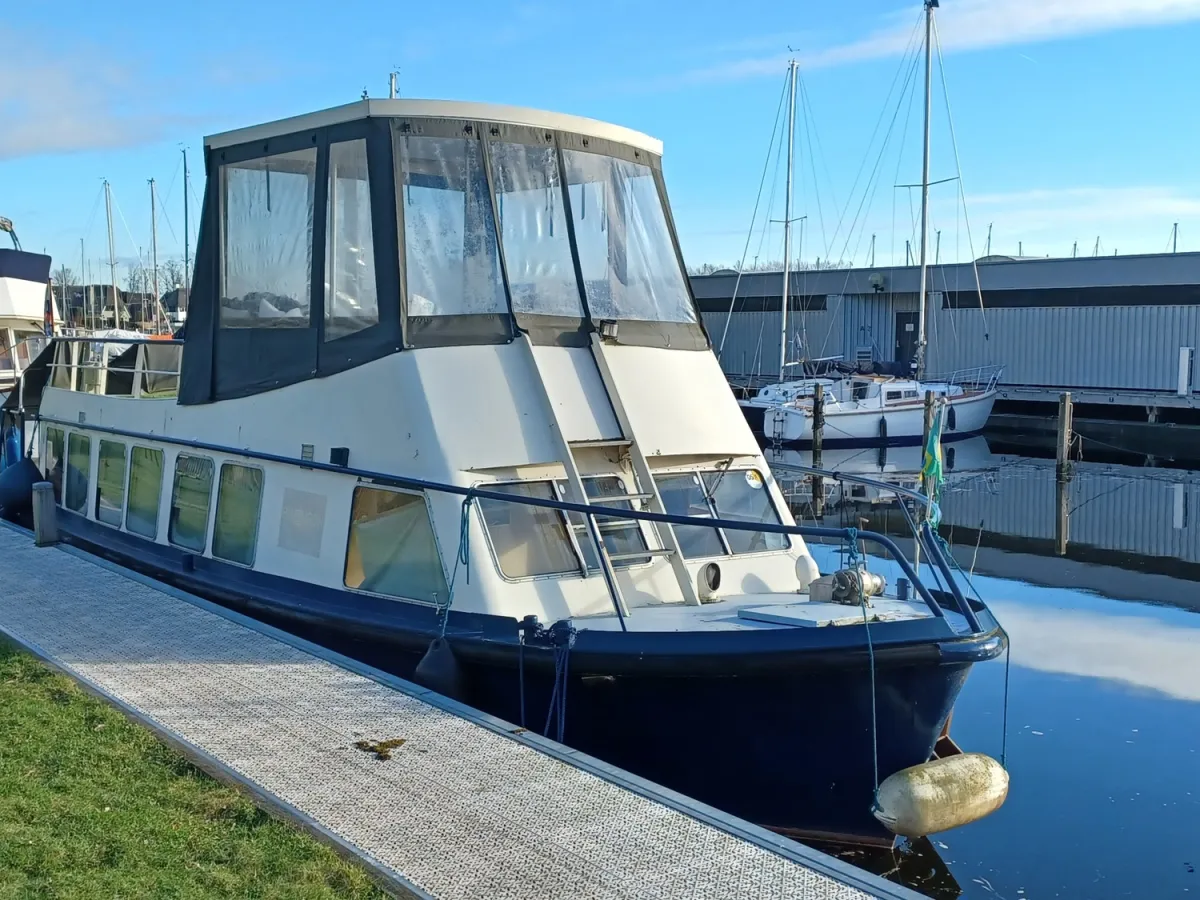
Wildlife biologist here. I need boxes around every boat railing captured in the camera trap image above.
[924,364,1005,393]
[31,410,990,636]
[41,336,183,402]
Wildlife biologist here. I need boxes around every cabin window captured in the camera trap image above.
[169,454,214,552]
[344,487,448,603]
[904,389,918,399]
[95,440,127,527]
[325,139,379,341]
[64,433,91,514]
[488,141,584,318]
[555,476,650,570]
[885,390,902,403]
[398,134,507,318]
[478,481,579,578]
[562,150,695,325]
[212,464,264,566]
[126,446,164,539]
[219,147,318,328]
[655,469,786,558]
[43,426,65,503]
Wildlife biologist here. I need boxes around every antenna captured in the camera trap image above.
[389,70,399,99]
[986,222,992,256]
[1018,241,1022,256]
[870,233,876,267]
[1072,241,1077,258]
[1093,236,1100,257]
[935,229,941,264]
[1173,222,1179,254]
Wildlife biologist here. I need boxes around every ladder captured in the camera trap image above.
[519,333,700,624]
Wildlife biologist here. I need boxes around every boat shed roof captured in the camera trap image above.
[690,251,1200,307]
[205,98,664,157]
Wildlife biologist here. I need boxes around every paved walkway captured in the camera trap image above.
[0,524,915,900]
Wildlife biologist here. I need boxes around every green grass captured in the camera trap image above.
[0,644,391,900]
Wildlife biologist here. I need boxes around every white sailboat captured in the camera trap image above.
[737,0,1001,447]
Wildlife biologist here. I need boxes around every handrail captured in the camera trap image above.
[29,413,995,631]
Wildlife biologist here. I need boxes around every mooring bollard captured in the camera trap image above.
[32,482,58,547]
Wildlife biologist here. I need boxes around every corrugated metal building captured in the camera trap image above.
[692,252,1200,409]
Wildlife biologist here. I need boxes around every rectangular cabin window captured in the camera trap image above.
[325,139,379,341]
[904,389,919,398]
[212,464,264,566]
[43,426,64,503]
[95,440,127,527]
[126,446,164,539]
[220,147,317,328]
[655,469,786,559]
[562,150,695,325]
[885,390,903,403]
[478,481,579,578]
[398,135,507,318]
[488,141,584,319]
[555,476,650,570]
[64,432,91,514]
[344,488,448,603]
[169,454,214,552]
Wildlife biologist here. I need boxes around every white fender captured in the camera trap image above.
[872,752,1009,837]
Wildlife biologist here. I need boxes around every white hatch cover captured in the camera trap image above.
[738,599,930,628]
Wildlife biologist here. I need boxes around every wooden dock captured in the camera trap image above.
[0,522,919,900]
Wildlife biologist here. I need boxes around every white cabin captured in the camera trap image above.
[31,99,827,629]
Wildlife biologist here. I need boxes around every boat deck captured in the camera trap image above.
[0,523,919,900]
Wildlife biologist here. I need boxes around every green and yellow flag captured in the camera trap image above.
[921,403,945,527]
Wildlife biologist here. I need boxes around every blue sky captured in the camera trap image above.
[4,0,1200,281]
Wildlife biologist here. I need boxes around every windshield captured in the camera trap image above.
[562,149,695,324]
[655,469,787,558]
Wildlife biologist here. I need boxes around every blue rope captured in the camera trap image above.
[845,527,881,804]
[542,623,576,743]
[438,493,476,638]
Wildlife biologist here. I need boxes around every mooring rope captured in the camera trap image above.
[935,531,1012,767]
[845,526,881,806]
[437,492,476,638]
[542,622,577,744]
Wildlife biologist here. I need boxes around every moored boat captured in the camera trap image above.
[1,97,1006,842]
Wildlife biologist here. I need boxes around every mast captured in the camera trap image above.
[183,147,191,312]
[915,0,937,380]
[79,238,86,330]
[150,178,160,333]
[104,179,121,329]
[778,59,798,381]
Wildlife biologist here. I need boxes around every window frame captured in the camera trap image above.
[211,461,265,567]
[341,485,448,605]
[94,438,128,528]
[63,431,92,515]
[125,445,165,540]
[653,467,789,560]
[167,452,216,554]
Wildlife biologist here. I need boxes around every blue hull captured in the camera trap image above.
[58,511,1004,842]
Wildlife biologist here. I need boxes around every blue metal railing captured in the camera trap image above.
[32,411,990,634]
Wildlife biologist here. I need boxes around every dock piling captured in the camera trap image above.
[1056,392,1074,481]
[32,482,58,547]
[811,384,825,517]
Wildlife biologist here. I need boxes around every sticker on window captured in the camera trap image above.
[744,470,764,489]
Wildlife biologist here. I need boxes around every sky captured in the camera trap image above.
[4,0,1200,282]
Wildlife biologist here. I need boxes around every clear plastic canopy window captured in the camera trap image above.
[396,134,696,325]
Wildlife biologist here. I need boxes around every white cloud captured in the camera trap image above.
[681,0,1200,84]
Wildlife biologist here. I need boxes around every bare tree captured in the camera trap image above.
[162,258,185,289]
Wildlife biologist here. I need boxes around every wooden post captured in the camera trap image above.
[1055,476,1069,556]
[32,482,58,546]
[810,383,824,518]
[1056,392,1074,481]
[811,383,824,467]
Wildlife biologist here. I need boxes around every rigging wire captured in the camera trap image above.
[718,72,791,361]
[933,15,989,341]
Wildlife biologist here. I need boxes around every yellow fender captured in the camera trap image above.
[873,752,1009,837]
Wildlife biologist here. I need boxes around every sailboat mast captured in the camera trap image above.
[915,0,937,380]
[104,179,121,330]
[150,178,160,333]
[183,147,191,312]
[779,59,798,381]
